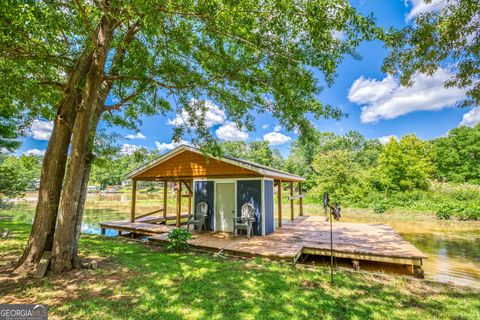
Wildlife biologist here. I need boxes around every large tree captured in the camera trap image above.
[2,0,381,273]
[432,124,480,184]
[374,135,433,192]
[383,0,480,107]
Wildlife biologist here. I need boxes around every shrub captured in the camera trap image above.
[372,200,389,214]
[436,202,480,221]
[436,204,453,220]
[167,228,192,252]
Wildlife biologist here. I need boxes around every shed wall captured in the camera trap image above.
[236,180,262,236]
[194,181,214,231]
[264,180,274,235]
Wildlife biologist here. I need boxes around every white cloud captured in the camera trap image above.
[348,68,468,123]
[405,0,448,21]
[377,135,398,145]
[154,139,189,153]
[167,99,226,128]
[23,149,46,156]
[263,132,292,146]
[125,132,146,140]
[120,144,141,155]
[273,125,282,132]
[215,122,249,141]
[30,119,53,140]
[261,124,269,130]
[460,108,480,127]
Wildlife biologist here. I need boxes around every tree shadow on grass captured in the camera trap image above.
[1,234,479,319]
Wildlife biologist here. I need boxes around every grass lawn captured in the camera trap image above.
[1,221,479,320]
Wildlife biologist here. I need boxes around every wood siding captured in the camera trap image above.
[135,150,261,179]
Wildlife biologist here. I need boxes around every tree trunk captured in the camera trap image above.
[15,48,93,273]
[50,16,115,272]
[68,22,137,269]
[71,114,100,269]
[71,150,94,269]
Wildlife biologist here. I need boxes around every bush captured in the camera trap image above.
[436,202,480,221]
[372,199,390,214]
[167,228,192,252]
[436,204,453,220]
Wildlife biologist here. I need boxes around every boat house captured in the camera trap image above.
[125,145,305,236]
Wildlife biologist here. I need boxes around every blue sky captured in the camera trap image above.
[20,0,479,158]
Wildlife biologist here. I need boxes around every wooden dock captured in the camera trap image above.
[99,214,187,236]
[100,215,427,277]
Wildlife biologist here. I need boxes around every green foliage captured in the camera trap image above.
[1,0,384,153]
[0,154,42,203]
[90,147,159,189]
[285,130,380,190]
[372,198,391,214]
[436,204,454,220]
[166,228,192,252]
[310,150,366,202]
[432,124,480,184]
[383,0,480,107]
[221,141,283,169]
[375,134,433,191]
[436,202,480,221]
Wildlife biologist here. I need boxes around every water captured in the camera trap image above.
[1,193,479,287]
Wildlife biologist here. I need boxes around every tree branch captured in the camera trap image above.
[74,0,98,48]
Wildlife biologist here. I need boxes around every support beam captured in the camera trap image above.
[163,181,168,218]
[299,182,303,216]
[277,181,282,227]
[176,181,182,227]
[187,180,192,217]
[130,180,137,222]
[182,180,193,194]
[290,181,294,221]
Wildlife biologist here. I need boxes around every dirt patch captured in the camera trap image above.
[0,257,137,307]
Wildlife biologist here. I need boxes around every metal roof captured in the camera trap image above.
[125,145,305,182]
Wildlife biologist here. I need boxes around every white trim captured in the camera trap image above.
[261,178,265,236]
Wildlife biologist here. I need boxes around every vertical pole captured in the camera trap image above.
[277,181,282,227]
[176,181,182,227]
[187,181,192,217]
[130,180,137,222]
[163,181,168,219]
[289,181,294,221]
[299,182,303,216]
[330,208,334,284]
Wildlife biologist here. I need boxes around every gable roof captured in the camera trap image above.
[125,145,305,182]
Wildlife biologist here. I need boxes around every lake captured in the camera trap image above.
[2,192,479,288]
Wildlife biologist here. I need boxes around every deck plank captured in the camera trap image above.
[102,215,427,266]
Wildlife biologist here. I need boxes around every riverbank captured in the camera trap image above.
[1,221,479,320]
[2,193,480,286]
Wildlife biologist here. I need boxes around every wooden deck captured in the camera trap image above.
[99,214,187,236]
[100,215,427,276]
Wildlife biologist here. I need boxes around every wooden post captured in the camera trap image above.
[299,182,303,216]
[187,180,192,217]
[130,180,137,222]
[163,181,168,218]
[176,181,182,227]
[277,181,282,227]
[290,181,294,221]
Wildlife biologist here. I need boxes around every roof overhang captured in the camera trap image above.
[125,145,305,182]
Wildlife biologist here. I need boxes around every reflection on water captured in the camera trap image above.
[402,232,480,287]
[2,192,480,287]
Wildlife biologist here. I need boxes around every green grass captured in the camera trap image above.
[1,221,479,320]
